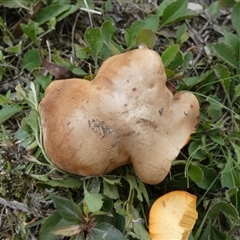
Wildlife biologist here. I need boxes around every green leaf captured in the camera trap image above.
[188,165,203,183]
[109,42,122,55]
[195,70,216,93]
[22,49,41,71]
[138,180,149,204]
[195,166,219,190]
[39,213,61,240]
[182,76,198,87]
[214,63,231,94]
[15,127,28,141]
[161,0,193,27]
[207,102,222,119]
[210,42,239,69]
[131,208,151,240]
[161,44,179,67]
[221,156,236,188]
[196,69,215,86]
[16,82,38,110]
[32,175,83,188]
[231,2,240,37]
[113,199,125,216]
[182,51,193,71]
[125,21,144,48]
[99,43,113,60]
[23,110,39,136]
[90,222,127,240]
[39,211,72,240]
[208,201,240,222]
[3,36,12,47]
[231,142,240,165]
[176,24,189,44]
[88,177,101,193]
[132,220,151,240]
[227,187,239,198]
[30,174,49,182]
[218,0,236,8]
[199,223,211,240]
[135,28,157,48]
[208,2,218,18]
[56,5,79,22]
[142,15,159,32]
[234,84,240,100]
[103,181,119,200]
[5,43,22,54]
[34,75,52,90]
[1,0,26,8]
[0,91,11,105]
[77,0,94,9]
[84,27,103,61]
[123,14,159,48]
[0,50,3,62]
[188,141,207,160]
[210,227,227,240]
[35,4,71,24]
[75,45,88,59]
[50,195,84,223]
[165,67,175,79]
[72,68,87,76]
[102,176,122,186]
[168,51,184,69]
[101,20,116,48]
[0,105,22,124]
[130,177,143,202]
[0,16,10,36]
[161,0,186,26]
[210,135,225,146]
[124,14,158,48]
[157,0,175,17]
[84,191,103,213]
[20,20,44,42]
[223,33,240,58]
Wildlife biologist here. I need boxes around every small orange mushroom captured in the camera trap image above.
[39,46,199,184]
[149,191,198,240]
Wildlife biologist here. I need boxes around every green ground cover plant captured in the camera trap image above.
[0,0,240,239]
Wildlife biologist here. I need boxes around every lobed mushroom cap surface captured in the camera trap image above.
[39,47,199,184]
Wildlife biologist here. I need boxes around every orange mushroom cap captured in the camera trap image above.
[149,191,198,240]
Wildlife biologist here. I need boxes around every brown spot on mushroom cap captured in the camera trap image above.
[39,47,199,185]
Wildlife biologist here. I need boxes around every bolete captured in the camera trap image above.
[149,191,198,240]
[39,46,199,184]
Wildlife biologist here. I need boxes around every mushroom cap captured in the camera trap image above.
[39,48,199,184]
[149,191,198,240]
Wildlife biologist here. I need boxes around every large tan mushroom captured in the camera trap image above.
[39,46,199,185]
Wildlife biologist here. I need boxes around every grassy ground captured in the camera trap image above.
[1,0,240,239]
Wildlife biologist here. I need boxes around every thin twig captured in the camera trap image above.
[80,7,102,15]
[0,197,30,213]
[46,39,52,62]
[83,0,93,27]
[71,11,81,64]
